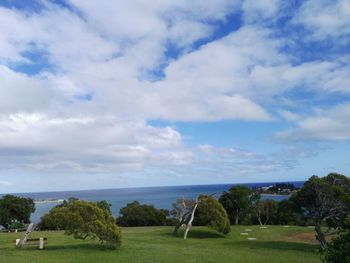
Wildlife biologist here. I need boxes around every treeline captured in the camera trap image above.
[219,186,301,226]
[1,172,349,259]
[220,173,350,251]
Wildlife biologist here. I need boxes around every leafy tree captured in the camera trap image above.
[275,199,296,225]
[117,201,167,227]
[0,195,35,229]
[219,186,254,224]
[291,173,350,250]
[195,195,231,234]
[253,199,278,225]
[96,200,112,215]
[323,217,350,263]
[56,197,79,208]
[40,200,122,248]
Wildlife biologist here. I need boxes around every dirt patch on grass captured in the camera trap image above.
[288,232,318,244]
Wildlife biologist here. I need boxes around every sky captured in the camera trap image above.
[0,0,349,193]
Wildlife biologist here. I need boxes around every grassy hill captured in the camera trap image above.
[0,225,320,263]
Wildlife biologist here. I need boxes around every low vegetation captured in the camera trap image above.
[322,216,350,263]
[40,200,122,248]
[0,226,320,263]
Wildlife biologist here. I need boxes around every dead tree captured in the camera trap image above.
[171,197,199,239]
[16,223,36,248]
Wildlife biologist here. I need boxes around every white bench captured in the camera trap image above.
[15,237,47,249]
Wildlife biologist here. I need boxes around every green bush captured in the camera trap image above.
[323,217,350,263]
[40,200,122,248]
[8,221,25,230]
[195,195,231,234]
[117,201,168,227]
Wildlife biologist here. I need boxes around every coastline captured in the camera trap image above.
[34,199,65,204]
[260,193,291,197]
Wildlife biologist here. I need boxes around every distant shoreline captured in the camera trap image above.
[260,193,291,197]
[34,199,65,204]
[0,181,305,195]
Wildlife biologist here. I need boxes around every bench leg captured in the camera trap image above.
[39,238,44,249]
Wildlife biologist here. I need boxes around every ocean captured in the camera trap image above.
[1,181,305,223]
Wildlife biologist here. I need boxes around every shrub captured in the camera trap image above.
[195,195,231,234]
[323,217,350,263]
[117,201,168,227]
[40,200,122,248]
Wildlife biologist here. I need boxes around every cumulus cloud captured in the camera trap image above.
[242,0,281,23]
[0,113,190,173]
[192,144,298,177]
[293,0,350,40]
[0,65,58,113]
[276,103,350,141]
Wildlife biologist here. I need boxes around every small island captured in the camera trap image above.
[254,183,300,195]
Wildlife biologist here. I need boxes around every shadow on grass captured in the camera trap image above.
[165,229,225,239]
[229,240,319,252]
[44,243,118,251]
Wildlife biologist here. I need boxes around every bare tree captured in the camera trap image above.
[255,200,278,226]
[171,197,199,240]
[171,194,231,239]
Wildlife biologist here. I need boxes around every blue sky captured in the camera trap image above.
[0,0,349,193]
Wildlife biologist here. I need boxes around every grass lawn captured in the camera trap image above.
[0,225,321,263]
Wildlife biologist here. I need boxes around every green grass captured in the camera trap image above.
[0,225,321,263]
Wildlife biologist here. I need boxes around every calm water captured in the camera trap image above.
[2,181,305,223]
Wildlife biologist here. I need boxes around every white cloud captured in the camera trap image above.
[242,0,281,23]
[293,0,350,40]
[276,103,350,141]
[249,59,350,101]
[192,144,298,177]
[0,65,58,113]
[0,7,33,63]
[0,180,12,187]
[278,110,301,122]
[0,113,189,173]
[197,144,255,158]
[1,2,274,122]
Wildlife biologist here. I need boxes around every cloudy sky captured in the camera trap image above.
[0,0,349,193]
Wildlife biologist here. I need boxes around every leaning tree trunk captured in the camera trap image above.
[315,222,326,250]
[173,222,182,235]
[234,210,239,225]
[257,208,263,226]
[264,213,270,226]
[173,215,187,235]
[258,215,263,226]
[184,203,198,240]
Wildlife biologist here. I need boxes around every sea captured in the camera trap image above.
[1,181,305,223]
